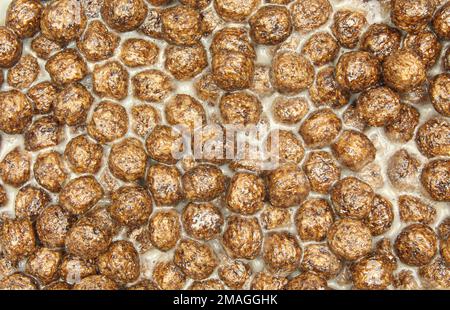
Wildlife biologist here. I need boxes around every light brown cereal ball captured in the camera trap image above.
[84,205,120,238]
[7,54,39,89]
[24,116,62,152]
[194,72,222,105]
[180,0,211,9]
[101,0,147,32]
[182,164,226,202]
[59,175,104,215]
[331,177,374,220]
[363,194,394,236]
[77,20,120,62]
[387,149,421,191]
[0,90,33,134]
[165,43,208,81]
[222,216,262,259]
[289,0,332,33]
[441,237,450,266]
[132,69,173,102]
[430,73,450,117]
[271,51,314,94]
[395,224,438,266]
[0,27,22,68]
[286,272,329,290]
[152,261,186,290]
[415,117,450,158]
[120,39,159,68]
[225,173,265,215]
[249,5,292,45]
[218,260,252,289]
[331,9,367,49]
[182,202,223,240]
[34,151,67,193]
[65,220,111,260]
[27,81,57,115]
[60,256,97,284]
[108,138,147,182]
[146,164,184,206]
[250,272,287,290]
[174,239,218,280]
[327,219,373,261]
[263,232,302,274]
[73,275,118,290]
[309,66,350,109]
[161,5,202,46]
[351,254,394,290]
[303,151,340,195]
[0,218,36,262]
[212,51,255,91]
[131,104,160,137]
[64,135,103,174]
[260,205,291,230]
[438,217,450,240]
[272,96,309,125]
[139,8,163,39]
[295,198,334,242]
[191,123,231,165]
[6,0,43,39]
[391,0,435,34]
[189,279,225,290]
[45,49,88,86]
[384,103,420,143]
[110,186,152,228]
[266,129,305,164]
[30,34,62,60]
[299,109,342,148]
[342,103,366,131]
[36,204,74,248]
[210,27,255,58]
[165,94,206,131]
[87,101,129,144]
[360,23,402,61]
[200,7,224,37]
[145,125,183,165]
[302,32,339,66]
[214,0,260,22]
[25,247,62,285]
[421,159,450,201]
[301,243,342,280]
[93,61,129,101]
[219,91,262,125]
[332,130,376,172]
[0,148,31,188]
[398,195,436,224]
[404,30,442,68]
[148,210,181,251]
[419,258,450,289]
[394,270,421,289]
[433,2,450,39]
[54,83,93,127]
[14,185,51,220]
[44,281,72,290]
[0,273,38,290]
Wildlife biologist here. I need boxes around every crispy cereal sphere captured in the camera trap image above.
[214,0,260,22]
[309,66,350,108]
[0,218,36,262]
[295,198,334,242]
[73,275,118,290]
[443,46,450,71]
[351,254,394,290]
[152,261,186,290]
[165,43,208,81]
[415,117,450,158]
[40,0,87,44]
[212,51,254,91]
[395,224,438,266]
[0,186,7,207]
[289,0,332,33]
[210,27,255,58]
[301,243,342,280]
[27,81,57,114]
[59,175,104,215]
[331,9,367,49]
[0,148,30,188]
[111,186,152,228]
[108,138,147,182]
[398,195,436,224]
[60,256,96,284]
[55,83,93,126]
[303,151,340,194]
[77,20,120,62]
[302,32,339,66]
[299,109,342,148]
[263,232,302,274]
[101,0,148,32]
[7,54,40,89]
[30,34,62,60]
[332,130,376,172]
[36,204,74,248]
[0,273,38,290]
[430,73,450,117]
[120,38,159,68]
[222,215,262,259]
[387,149,421,191]
[249,5,292,45]
[6,0,43,39]
[219,91,262,125]
[331,177,374,220]
[165,94,207,131]
[391,0,435,34]
[226,172,265,215]
[419,258,450,289]
[385,103,420,143]
[64,135,103,174]
[93,61,129,101]
[148,210,181,251]
[265,129,305,164]
[25,247,62,285]
[360,23,402,61]
[194,72,222,105]
[182,164,226,202]
[14,185,51,220]
[174,239,218,280]
[363,194,394,236]
[146,163,184,206]
[285,272,329,290]
[131,104,160,137]
[421,159,450,201]
[218,260,252,289]
[182,202,223,241]
[0,89,33,134]
[45,49,88,86]
[433,2,450,39]
[24,116,62,152]
[161,5,202,46]
[272,96,309,125]
[250,272,287,290]
[0,27,22,68]
[87,101,129,144]
[132,69,174,102]
[271,51,314,94]
[146,125,183,164]
[404,30,442,68]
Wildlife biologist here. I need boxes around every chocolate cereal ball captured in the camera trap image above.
[327,219,373,261]
[387,149,421,191]
[430,73,450,117]
[0,90,33,134]
[360,23,402,61]
[0,273,38,290]
[443,46,450,71]
[108,138,147,182]
[194,72,221,105]
[385,103,420,143]
[25,247,62,285]
[219,91,262,125]
[332,130,376,172]
[363,195,394,236]
[14,185,51,220]
[87,101,129,144]
[6,0,43,39]
[65,135,103,174]
[309,66,350,109]
[263,232,301,274]
[271,96,309,125]
[45,49,88,86]
[165,94,206,131]
[331,177,374,220]
[7,54,39,89]
[182,202,223,240]
[27,81,57,115]
[0,27,22,68]
[214,0,260,22]
[210,27,255,58]
[24,116,62,152]
[404,30,442,68]
[250,272,287,290]
[111,186,152,228]
[335,51,381,93]
[212,51,254,91]
[101,0,148,32]
[59,175,104,215]
[302,32,339,66]
[398,195,436,224]
[30,34,62,60]
[120,39,159,68]
[222,216,262,259]
[0,186,7,207]
[152,261,186,290]
[266,129,305,164]
[34,151,68,193]
[0,218,36,262]
[271,51,314,94]
[226,172,265,215]
[416,117,450,158]
[395,224,438,266]
[148,210,181,251]
[55,83,93,126]
[0,148,31,188]
[351,254,394,290]
[165,43,208,81]
[419,258,450,289]
[301,243,342,280]
[433,2,450,39]
[161,5,202,46]
[73,275,118,290]
[174,239,218,280]
[145,125,183,164]
[331,9,367,49]
[131,104,160,137]
[218,260,251,289]
[289,0,332,33]
[93,61,129,101]
[132,69,173,102]
[36,204,74,248]
[421,159,450,201]
[295,198,334,242]
[77,20,120,62]
[146,164,183,206]
[299,109,342,148]
[303,151,340,195]
[60,256,96,284]
[285,272,329,290]
[249,5,292,45]
[182,164,226,202]
[391,0,435,33]
[139,8,164,39]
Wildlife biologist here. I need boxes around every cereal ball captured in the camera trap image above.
[87,101,129,144]
[24,116,62,152]
[7,54,39,89]
[404,31,442,68]
[65,135,103,174]
[44,281,72,290]
[161,5,202,46]
[250,65,273,97]
[93,61,129,101]
[443,46,450,71]
[73,275,118,290]
[421,159,450,201]
[0,218,36,262]
[438,217,450,240]
[395,224,438,266]
[132,69,173,102]
[0,27,22,68]
[285,272,329,290]
[97,241,140,285]
[342,103,366,132]
[6,0,43,38]
[351,254,394,290]
[225,173,265,215]
[218,260,251,289]
[36,204,74,248]
[77,20,120,62]
[25,247,62,285]
[139,8,163,39]
[335,51,381,93]
[14,185,51,220]
[331,177,374,220]
[442,237,450,266]
[267,164,310,208]
[148,210,181,251]
[0,90,32,134]
[127,225,153,254]
[182,164,226,202]
[263,232,302,274]
[0,273,38,290]
[30,34,62,60]
[250,272,287,290]
[145,125,183,164]
[261,205,291,230]
[108,138,147,182]
[0,256,16,280]
[65,220,111,260]
[101,0,147,32]
[433,2,450,39]
[398,195,436,224]
[191,123,232,165]
[430,73,450,117]
[212,51,254,91]
[222,216,262,259]
[110,186,152,228]
[152,261,186,290]
[249,5,292,45]
[165,43,207,81]
[200,7,224,37]
[374,238,397,270]
[127,280,158,290]
[219,92,262,126]
[40,0,87,43]
[303,151,340,195]
[0,148,31,187]
[363,194,394,236]
[0,186,7,207]
[332,130,376,172]
[301,243,342,280]
[165,94,206,131]
[295,198,334,242]
[214,0,260,22]
[415,118,450,158]
[385,103,420,143]
[174,239,218,280]
[309,66,350,109]
[272,96,309,125]
[27,82,57,114]
[331,9,367,49]
[34,151,68,193]
[327,219,372,261]
[194,72,222,105]
[131,104,160,137]
[266,129,305,164]
[299,109,342,148]
[120,39,159,68]
[45,49,88,86]
[55,83,93,126]
[146,164,183,207]
[394,270,421,289]
[179,0,210,9]
[419,258,450,289]
[360,23,402,61]
[289,0,332,33]
[189,279,225,290]
[210,27,255,58]
[59,175,104,215]
[271,51,314,94]
[84,206,119,237]
[60,256,96,284]
[182,202,223,240]
[391,0,435,33]
[302,32,339,66]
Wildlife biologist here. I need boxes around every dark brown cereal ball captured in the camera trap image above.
[44,281,72,290]
[64,135,104,174]
[0,185,7,207]
[271,96,309,125]
[249,5,292,45]
[295,198,334,242]
[0,148,31,188]
[210,27,255,59]
[331,177,374,220]
[182,202,223,240]
[174,239,218,280]
[303,151,340,195]
[222,216,262,259]
[120,39,159,68]
[267,163,310,208]
[433,2,450,39]
[225,173,265,215]
[148,210,181,251]
[266,129,305,164]
[309,66,350,109]
[335,51,381,93]
[152,261,186,290]
[0,273,38,290]
[7,54,39,89]
[127,279,158,290]
[34,151,68,193]
[73,275,118,290]
[218,260,252,289]
[351,254,394,290]
[327,219,373,261]
[421,159,450,201]
[250,272,287,290]
[301,243,342,280]
[250,65,273,97]
[131,104,160,137]
[289,0,332,33]
[59,175,104,215]
[299,109,342,148]
[0,218,36,262]
[139,8,163,39]
[182,164,226,202]
[77,20,120,62]
[108,138,147,182]
[214,0,260,22]
[0,27,22,68]
[87,101,129,144]
[45,49,88,86]
[0,90,33,134]
[60,256,97,284]
[97,241,140,285]
[146,164,184,206]
[194,72,222,105]
[165,43,208,81]
[331,9,367,49]
[419,258,450,289]
[82,205,120,238]
[363,194,394,236]
[302,32,339,66]
[387,149,421,191]
[132,69,174,102]
[398,195,436,224]
[391,0,435,33]
[36,204,74,248]
[189,279,225,290]
[385,103,420,143]
[430,73,450,117]
[93,61,129,101]
[24,116,62,152]
[263,232,302,274]
[40,0,87,44]
[443,46,450,71]
[332,130,376,172]
[165,94,207,131]
[286,272,329,290]
[65,220,111,260]
[212,51,255,91]
[14,185,51,220]
[6,0,43,39]
[27,82,57,115]
[54,83,93,127]
[360,23,402,61]
[30,34,62,60]
[25,247,62,285]
[110,186,152,228]
[404,31,442,68]
[395,224,438,266]
[219,92,262,126]
[415,117,450,158]
[161,5,202,46]
[101,0,148,32]
[271,51,314,94]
